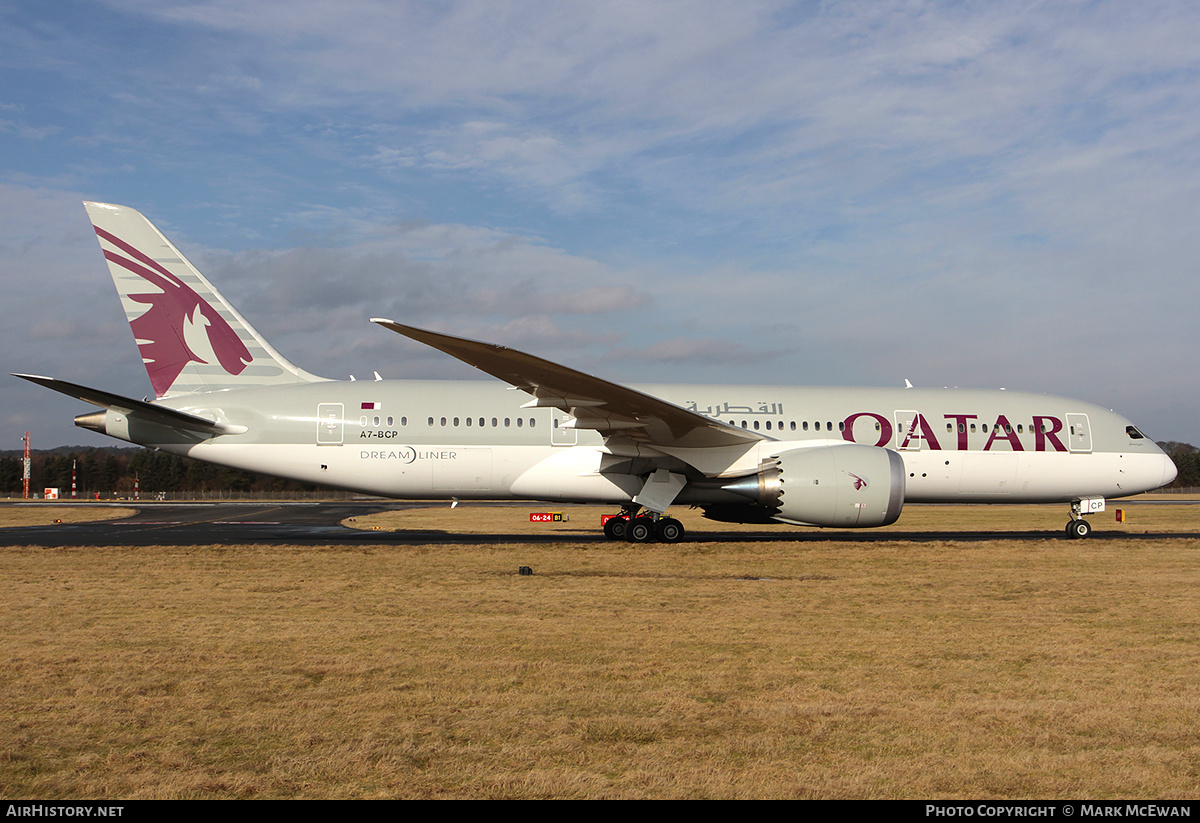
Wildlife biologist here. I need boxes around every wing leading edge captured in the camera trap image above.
[371,319,766,450]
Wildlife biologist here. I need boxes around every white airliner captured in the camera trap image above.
[15,202,1177,541]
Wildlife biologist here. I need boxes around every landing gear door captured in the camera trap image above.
[1066,413,1092,453]
[317,403,344,445]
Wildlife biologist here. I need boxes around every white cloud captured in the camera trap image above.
[5,2,1200,443]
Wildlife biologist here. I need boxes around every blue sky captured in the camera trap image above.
[3,0,1198,448]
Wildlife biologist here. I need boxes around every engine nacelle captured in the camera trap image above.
[721,443,905,528]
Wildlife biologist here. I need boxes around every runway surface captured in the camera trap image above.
[1,500,1197,546]
[0,501,404,547]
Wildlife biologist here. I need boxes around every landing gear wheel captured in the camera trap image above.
[627,517,656,543]
[656,518,685,543]
[603,516,628,541]
[1066,519,1092,539]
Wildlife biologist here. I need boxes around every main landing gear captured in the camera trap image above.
[602,506,686,543]
[1065,497,1105,539]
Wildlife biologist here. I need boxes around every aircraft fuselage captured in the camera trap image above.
[87,380,1174,507]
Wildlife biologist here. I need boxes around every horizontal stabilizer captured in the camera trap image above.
[11,373,245,435]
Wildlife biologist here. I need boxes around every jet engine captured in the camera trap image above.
[717,443,905,528]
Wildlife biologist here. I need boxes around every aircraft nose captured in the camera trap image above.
[1161,451,1179,487]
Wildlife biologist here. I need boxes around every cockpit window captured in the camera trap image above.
[1126,425,1145,440]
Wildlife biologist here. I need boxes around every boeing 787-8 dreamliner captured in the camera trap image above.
[15,203,1178,541]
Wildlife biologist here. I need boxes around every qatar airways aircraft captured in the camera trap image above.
[15,202,1177,541]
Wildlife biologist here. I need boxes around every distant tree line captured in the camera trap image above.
[0,447,319,497]
[1156,442,1200,489]
[3,442,1199,497]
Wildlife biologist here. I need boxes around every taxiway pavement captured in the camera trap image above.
[1,500,1196,546]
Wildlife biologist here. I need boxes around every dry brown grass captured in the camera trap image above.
[0,505,137,528]
[345,494,1200,536]
[3,505,1200,799]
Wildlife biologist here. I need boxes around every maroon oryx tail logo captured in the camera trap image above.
[96,226,252,397]
[849,473,869,491]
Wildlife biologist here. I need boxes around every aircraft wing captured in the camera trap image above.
[11,374,244,435]
[371,320,766,450]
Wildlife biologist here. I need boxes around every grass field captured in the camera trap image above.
[344,495,1200,537]
[2,501,1199,798]
[0,505,137,528]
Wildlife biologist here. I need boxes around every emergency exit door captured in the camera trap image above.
[1066,413,1092,453]
[317,403,344,445]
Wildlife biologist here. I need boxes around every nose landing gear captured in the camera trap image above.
[1065,518,1092,539]
[1065,497,1105,539]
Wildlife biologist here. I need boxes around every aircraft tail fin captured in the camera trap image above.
[84,201,325,398]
